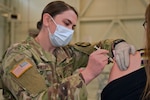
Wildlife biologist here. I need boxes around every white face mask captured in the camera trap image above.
[48,17,74,47]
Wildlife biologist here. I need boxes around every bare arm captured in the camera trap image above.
[108,51,141,83]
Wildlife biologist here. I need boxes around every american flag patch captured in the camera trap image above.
[11,60,32,78]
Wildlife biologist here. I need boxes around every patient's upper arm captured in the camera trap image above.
[108,51,141,83]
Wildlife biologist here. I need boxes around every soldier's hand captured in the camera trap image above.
[113,41,136,71]
[81,49,109,84]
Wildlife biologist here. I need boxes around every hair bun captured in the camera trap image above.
[37,21,42,30]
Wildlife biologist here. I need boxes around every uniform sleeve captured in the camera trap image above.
[1,47,88,100]
[1,51,48,99]
[98,39,114,57]
[71,39,115,64]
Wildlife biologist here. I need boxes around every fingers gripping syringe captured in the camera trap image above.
[94,45,113,63]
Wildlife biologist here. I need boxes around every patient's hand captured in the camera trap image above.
[108,51,141,83]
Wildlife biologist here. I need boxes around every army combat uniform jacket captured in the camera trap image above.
[0,36,113,100]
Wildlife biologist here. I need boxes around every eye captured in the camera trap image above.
[63,20,70,26]
[63,19,76,30]
[64,22,70,26]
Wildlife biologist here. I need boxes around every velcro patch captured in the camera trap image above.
[11,59,32,78]
[75,42,91,47]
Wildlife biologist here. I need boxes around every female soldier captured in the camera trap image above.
[1,1,135,100]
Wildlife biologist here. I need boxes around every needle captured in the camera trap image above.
[94,45,113,62]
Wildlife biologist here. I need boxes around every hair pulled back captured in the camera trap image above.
[37,1,78,30]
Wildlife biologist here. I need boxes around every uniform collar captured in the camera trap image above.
[25,36,56,62]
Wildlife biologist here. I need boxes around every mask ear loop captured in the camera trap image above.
[47,27,53,39]
[47,28,51,33]
[47,15,56,36]
[49,16,57,26]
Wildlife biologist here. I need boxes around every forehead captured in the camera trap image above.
[54,10,78,24]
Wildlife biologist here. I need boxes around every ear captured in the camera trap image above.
[43,13,52,27]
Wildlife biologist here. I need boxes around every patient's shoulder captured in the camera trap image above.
[108,51,141,82]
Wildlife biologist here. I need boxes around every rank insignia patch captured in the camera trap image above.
[11,60,32,78]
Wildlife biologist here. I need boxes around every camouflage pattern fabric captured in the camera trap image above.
[0,36,114,100]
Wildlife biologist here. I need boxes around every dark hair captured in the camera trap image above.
[37,1,78,30]
[143,4,150,100]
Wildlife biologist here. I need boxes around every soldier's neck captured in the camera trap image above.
[35,36,55,53]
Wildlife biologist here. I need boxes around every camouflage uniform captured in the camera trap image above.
[0,36,113,100]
